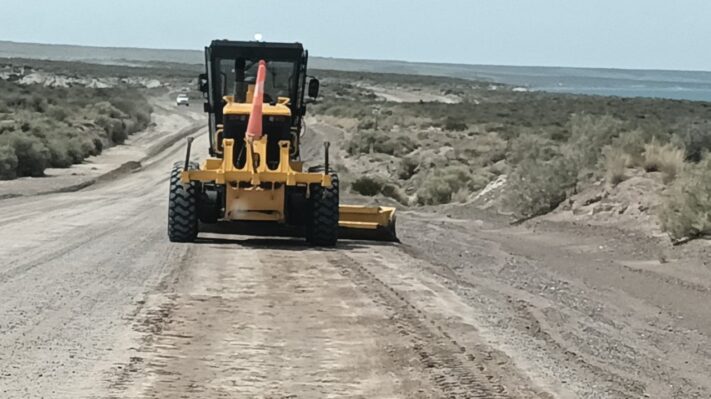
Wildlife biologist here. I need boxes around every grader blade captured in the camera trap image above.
[338,205,398,242]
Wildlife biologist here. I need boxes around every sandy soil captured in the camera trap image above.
[1,107,710,398]
[358,83,461,103]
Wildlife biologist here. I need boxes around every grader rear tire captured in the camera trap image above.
[307,174,339,247]
[168,161,199,242]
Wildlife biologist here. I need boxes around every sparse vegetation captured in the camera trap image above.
[642,139,685,183]
[658,155,711,240]
[351,176,384,196]
[504,157,577,219]
[310,69,711,241]
[0,79,152,179]
[602,146,630,186]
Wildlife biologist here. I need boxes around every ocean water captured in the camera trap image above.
[312,58,711,103]
[2,40,711,102]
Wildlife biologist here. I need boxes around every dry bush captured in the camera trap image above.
[643,139,685,184]
[351,176,384,196]
[611,129,650,167]
[675,121,711,162]
[507,133,561,165]
[380,183,409,205]
[504,156,578,219]
[0,144,18,179]
[397,156,420,180]
[658,155,711,240]
[457,132,507,166]
[443,116,468,131]
[566,114,623,177]
[416,165,472,205]
[347,131,417,157]
[350,176,408,204]
[601,146,630,186]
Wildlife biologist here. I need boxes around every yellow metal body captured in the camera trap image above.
[339,205,396,230]
[181,136,330,222]
[181,94,397,238]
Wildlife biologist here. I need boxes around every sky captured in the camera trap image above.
[1,0,710,71]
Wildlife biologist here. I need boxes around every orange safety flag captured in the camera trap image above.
[246,60,266,139]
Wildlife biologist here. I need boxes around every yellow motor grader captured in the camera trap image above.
[167,40,396,246]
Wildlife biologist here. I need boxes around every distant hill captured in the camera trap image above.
[3,40,711,101]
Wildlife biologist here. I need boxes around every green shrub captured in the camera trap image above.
[567,114,623,174]
[347,131,417,156]
[507,133,561,165]
[0,144,18,180]
[658,155,711,240]
[351,176,384,196]
[443,116,468,131]
[643,139,685,183]
[0,80,152,178]
[676,122,711,162]
[459,132,508,166]
[46,138,74,168]
[416,165,472,205]
[397,156,420,180]
[380,183,409,205]
[417,178,454,205]
[1,133,50,177]
[504,156,578,219]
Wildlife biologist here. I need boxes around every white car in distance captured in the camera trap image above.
[176,93,189,106]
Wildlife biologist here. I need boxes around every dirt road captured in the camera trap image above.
[0,123,536,398]
[1,112,710,398]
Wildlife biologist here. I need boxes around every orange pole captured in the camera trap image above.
[246,60,266,139]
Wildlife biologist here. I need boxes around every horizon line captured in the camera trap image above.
[2,39,711,75]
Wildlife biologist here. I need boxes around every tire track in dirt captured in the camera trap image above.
[105,243,452,398]
[330,251,516,399]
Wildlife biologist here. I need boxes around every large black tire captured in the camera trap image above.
[168,161,199,242]
[307,174,339,247]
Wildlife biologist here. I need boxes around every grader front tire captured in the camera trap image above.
[168,162,199,243]
[307,174,339,247]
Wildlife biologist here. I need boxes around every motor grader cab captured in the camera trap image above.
[167,40,396,246]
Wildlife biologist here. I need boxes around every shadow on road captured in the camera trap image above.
[194,236,399,251]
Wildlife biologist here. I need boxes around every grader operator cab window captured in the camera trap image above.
[217,59,297,105]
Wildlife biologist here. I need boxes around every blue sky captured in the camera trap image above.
[1,0,709,71]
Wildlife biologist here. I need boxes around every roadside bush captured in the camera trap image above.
[567,114,623,175]
[601,146,630,186]
[0,79,153,179]
[443,116,468,131]
[507,133,561,165]
[643,139,685,183]
[351,175,408,204]
[0,144,18,179]
[397,156,420,180]
[0,133,50,177]
[46,138,74,168]
[676,122,711,162]
[658,155,711,240]
[504,156,578,219]
[610,129,649,167]
[380,183,409,205]
[347,131,417,156]
[351,176,384,196]
[416,165,471,205]
[458,132,507,166]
